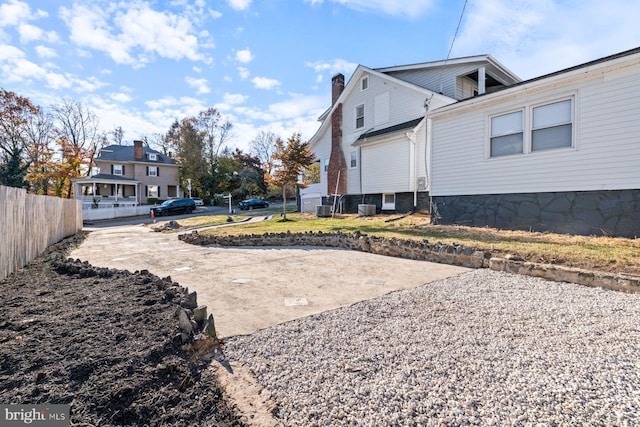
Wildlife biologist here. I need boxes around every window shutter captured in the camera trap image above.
[157,167,159,177]
[145,186,148,197]
[122,165,125,175]
[111,165,114,174]
[158,187,161,197]
[146,166,149,176]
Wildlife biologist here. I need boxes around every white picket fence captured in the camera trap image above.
[82,205,153,221]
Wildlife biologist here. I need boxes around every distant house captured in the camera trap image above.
[73,140,182,207]
[300,55,520,213]
[428,46,640,237]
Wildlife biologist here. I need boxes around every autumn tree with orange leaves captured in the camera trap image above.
[267,133,316,221]
[0,89,38,188]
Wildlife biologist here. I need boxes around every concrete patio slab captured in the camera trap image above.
[71,223,470,337]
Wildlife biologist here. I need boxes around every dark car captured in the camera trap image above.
[238,198,269,210]
[151,198,196,216]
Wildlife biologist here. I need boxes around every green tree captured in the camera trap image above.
[267,133,316,221]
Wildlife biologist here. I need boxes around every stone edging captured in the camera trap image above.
[178,230,640,294]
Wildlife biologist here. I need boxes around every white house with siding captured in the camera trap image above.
[427,46,640,237]
[301,55,520,213]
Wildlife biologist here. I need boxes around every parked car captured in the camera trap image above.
[191,198,204,206]
[151,198,196,216]
[238,198,269,210]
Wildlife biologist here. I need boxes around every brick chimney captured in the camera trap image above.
[327,73,347,196]
[134,140,143,161]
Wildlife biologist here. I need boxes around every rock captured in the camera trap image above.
[182,291,198,309]
[178,310,193,334]
[193,306,208,322]
[204,314,217,338]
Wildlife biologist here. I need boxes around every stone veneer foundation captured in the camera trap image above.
[431,189,640,237]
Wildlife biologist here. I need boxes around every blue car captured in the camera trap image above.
[238,198,269,210]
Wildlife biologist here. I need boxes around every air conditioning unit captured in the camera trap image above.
[316,205,332,217]
[358,204,376,217]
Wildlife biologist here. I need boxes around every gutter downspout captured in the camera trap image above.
[405,131,418,211]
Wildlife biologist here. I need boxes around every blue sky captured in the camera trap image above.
[1,0,640,152]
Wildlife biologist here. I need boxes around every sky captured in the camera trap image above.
[1,0,640,153]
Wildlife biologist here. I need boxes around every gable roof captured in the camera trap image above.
[309,65,453,147]
[375,54,521,85]
[429,46,640,117]
[96,144,177,165]
[309,54,521,147]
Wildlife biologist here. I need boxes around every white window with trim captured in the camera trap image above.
[112,164,124,175]
[382,193,396,210]
[350,151,357,168]
[361,76,368,91]
[147,153,157,161]
[147,185,159,198]
[489,96,574,158]
[323,158,329,173]
[532,99,573,152]
[490,110,523,157]
[355,104,365,129]
[147,166,158,176]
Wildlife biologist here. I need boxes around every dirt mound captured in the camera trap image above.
[0,234,243,426]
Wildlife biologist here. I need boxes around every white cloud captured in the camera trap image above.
[109,92,133,103]
[227,0,252,11]
[252,76,281,90]
[235,48,254,63]
[18,24,43,42]
[306,0,434,18]
[237,66,250,80]
[455,0,640,79]
[34,45,56,58]
[185,76,211,94]
[0,0,31,27]
[224,92,248,104]
[59,2,208,68]
[267,94,326,120]
[306,58,357,75]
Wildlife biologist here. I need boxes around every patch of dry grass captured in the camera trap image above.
[195,212,640,275]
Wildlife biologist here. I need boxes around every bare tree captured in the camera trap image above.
[24,108,56,194]
[52,99,100,196]
[111,126,124,145]
[199,108,232,161]
[249,130,277,174]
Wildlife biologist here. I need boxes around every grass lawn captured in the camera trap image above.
[175,211,640,275]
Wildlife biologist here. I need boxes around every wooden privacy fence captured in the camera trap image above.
[0,185,83,280]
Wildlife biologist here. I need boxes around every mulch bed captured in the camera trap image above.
[0,233,243,426]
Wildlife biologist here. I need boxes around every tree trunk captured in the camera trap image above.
[282,185,287,220]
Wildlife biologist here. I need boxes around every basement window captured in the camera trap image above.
[382,193,396,210]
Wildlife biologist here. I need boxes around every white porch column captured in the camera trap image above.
[478,66,486,95]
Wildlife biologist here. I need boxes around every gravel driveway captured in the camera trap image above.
[225,269,640,426]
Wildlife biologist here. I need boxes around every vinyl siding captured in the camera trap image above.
[386,64,483,100]
[343,72,427,194]
[430,63,640,196]
[361,139,411,193]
